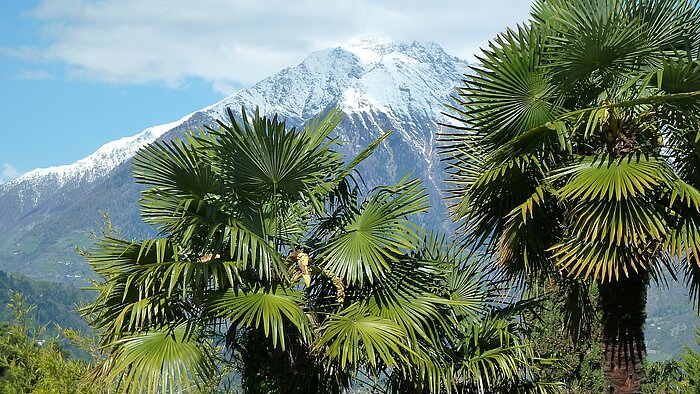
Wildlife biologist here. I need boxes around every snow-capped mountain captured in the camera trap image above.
[12,117,189,187]
[201,38,467,205]
[209,38,462,123]
[1,115,192,210]
[0,38,470,282]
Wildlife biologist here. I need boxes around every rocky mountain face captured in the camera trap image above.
[0,38,469,283]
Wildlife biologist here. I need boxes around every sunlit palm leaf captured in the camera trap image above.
[550,238,658,281]
[134,131,218,197]
[97,324,216,394]
[365,256,447,348]
[207,286,311,350]
[316,303,410,370]
[414,235,493,319]
[457,24,563,147]
[209,107,344,213]
[539,0,653,87]
[568,199,667,247]
[321,178,428,285]
[553,154,674,201]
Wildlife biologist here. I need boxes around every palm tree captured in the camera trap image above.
[441,0,700,392]
[81,107,553,393]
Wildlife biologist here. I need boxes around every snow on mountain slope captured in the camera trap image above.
[6,114,192,190]
[207,37,467,128]
[0,38,470,272]
[0,113,195,215]
[4,38,467,206]
[201,38,469,192]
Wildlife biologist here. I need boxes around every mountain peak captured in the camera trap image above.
[339,36,395,66]
[339,36,448,68]
[209,38,468,123]
[0,36,470,283]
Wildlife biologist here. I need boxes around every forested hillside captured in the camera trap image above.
[0,269,90,333]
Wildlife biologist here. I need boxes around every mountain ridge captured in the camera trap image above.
[0,37,469,282]
[5,38,465,196]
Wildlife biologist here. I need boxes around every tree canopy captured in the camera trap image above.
[81,108,555,393]
[441,0,700,391]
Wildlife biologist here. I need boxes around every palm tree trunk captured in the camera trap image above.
[599,272,647,393]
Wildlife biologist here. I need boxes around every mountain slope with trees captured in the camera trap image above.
[0,269,89,333]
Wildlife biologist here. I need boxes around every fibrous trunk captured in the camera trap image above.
[599,272,647,393]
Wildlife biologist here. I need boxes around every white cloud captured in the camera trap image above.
[0,164,23,184]
[18,69,55,80]
[6,0,533,94]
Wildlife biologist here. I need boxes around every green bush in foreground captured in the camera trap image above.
[0,292,98,394]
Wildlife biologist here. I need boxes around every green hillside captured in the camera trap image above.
[0,269,90,334]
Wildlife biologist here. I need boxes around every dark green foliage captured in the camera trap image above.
[642,326,700,392]
[643,359,687,393]
[526,282,604,393]
[0,269,90,334]
[0,292,99,393]
[681,340,700,392]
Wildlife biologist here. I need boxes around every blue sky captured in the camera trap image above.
[0,0,532,182]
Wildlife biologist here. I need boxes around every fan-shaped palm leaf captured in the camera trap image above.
[95,324,216,394]
[208,107,344,214]
[455,311,558,393]
[539,0,654,87]
[316,303,411,370]
[456,24,563,147]
[320,177,428,285]
[134,132,221,238]
[553,155,674,201]
[206,286,311,350]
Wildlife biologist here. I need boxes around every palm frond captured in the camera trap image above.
[206,286,311,350]
[499,185,559,279]
[630,0,700,57]
[667,214,700,267]
[365,256,447,348]
[665,127,700,188]
[316,303,411,370]
[456,24,563,147]
[209,107,344,213]
[455,314,555,393]
[541,0,654,87]
[320,177,428,285]
[134,132,222,238]
[553,154,674,201]
[95,324,216,394]
[453,153,547,254]
[550,238,658,281]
